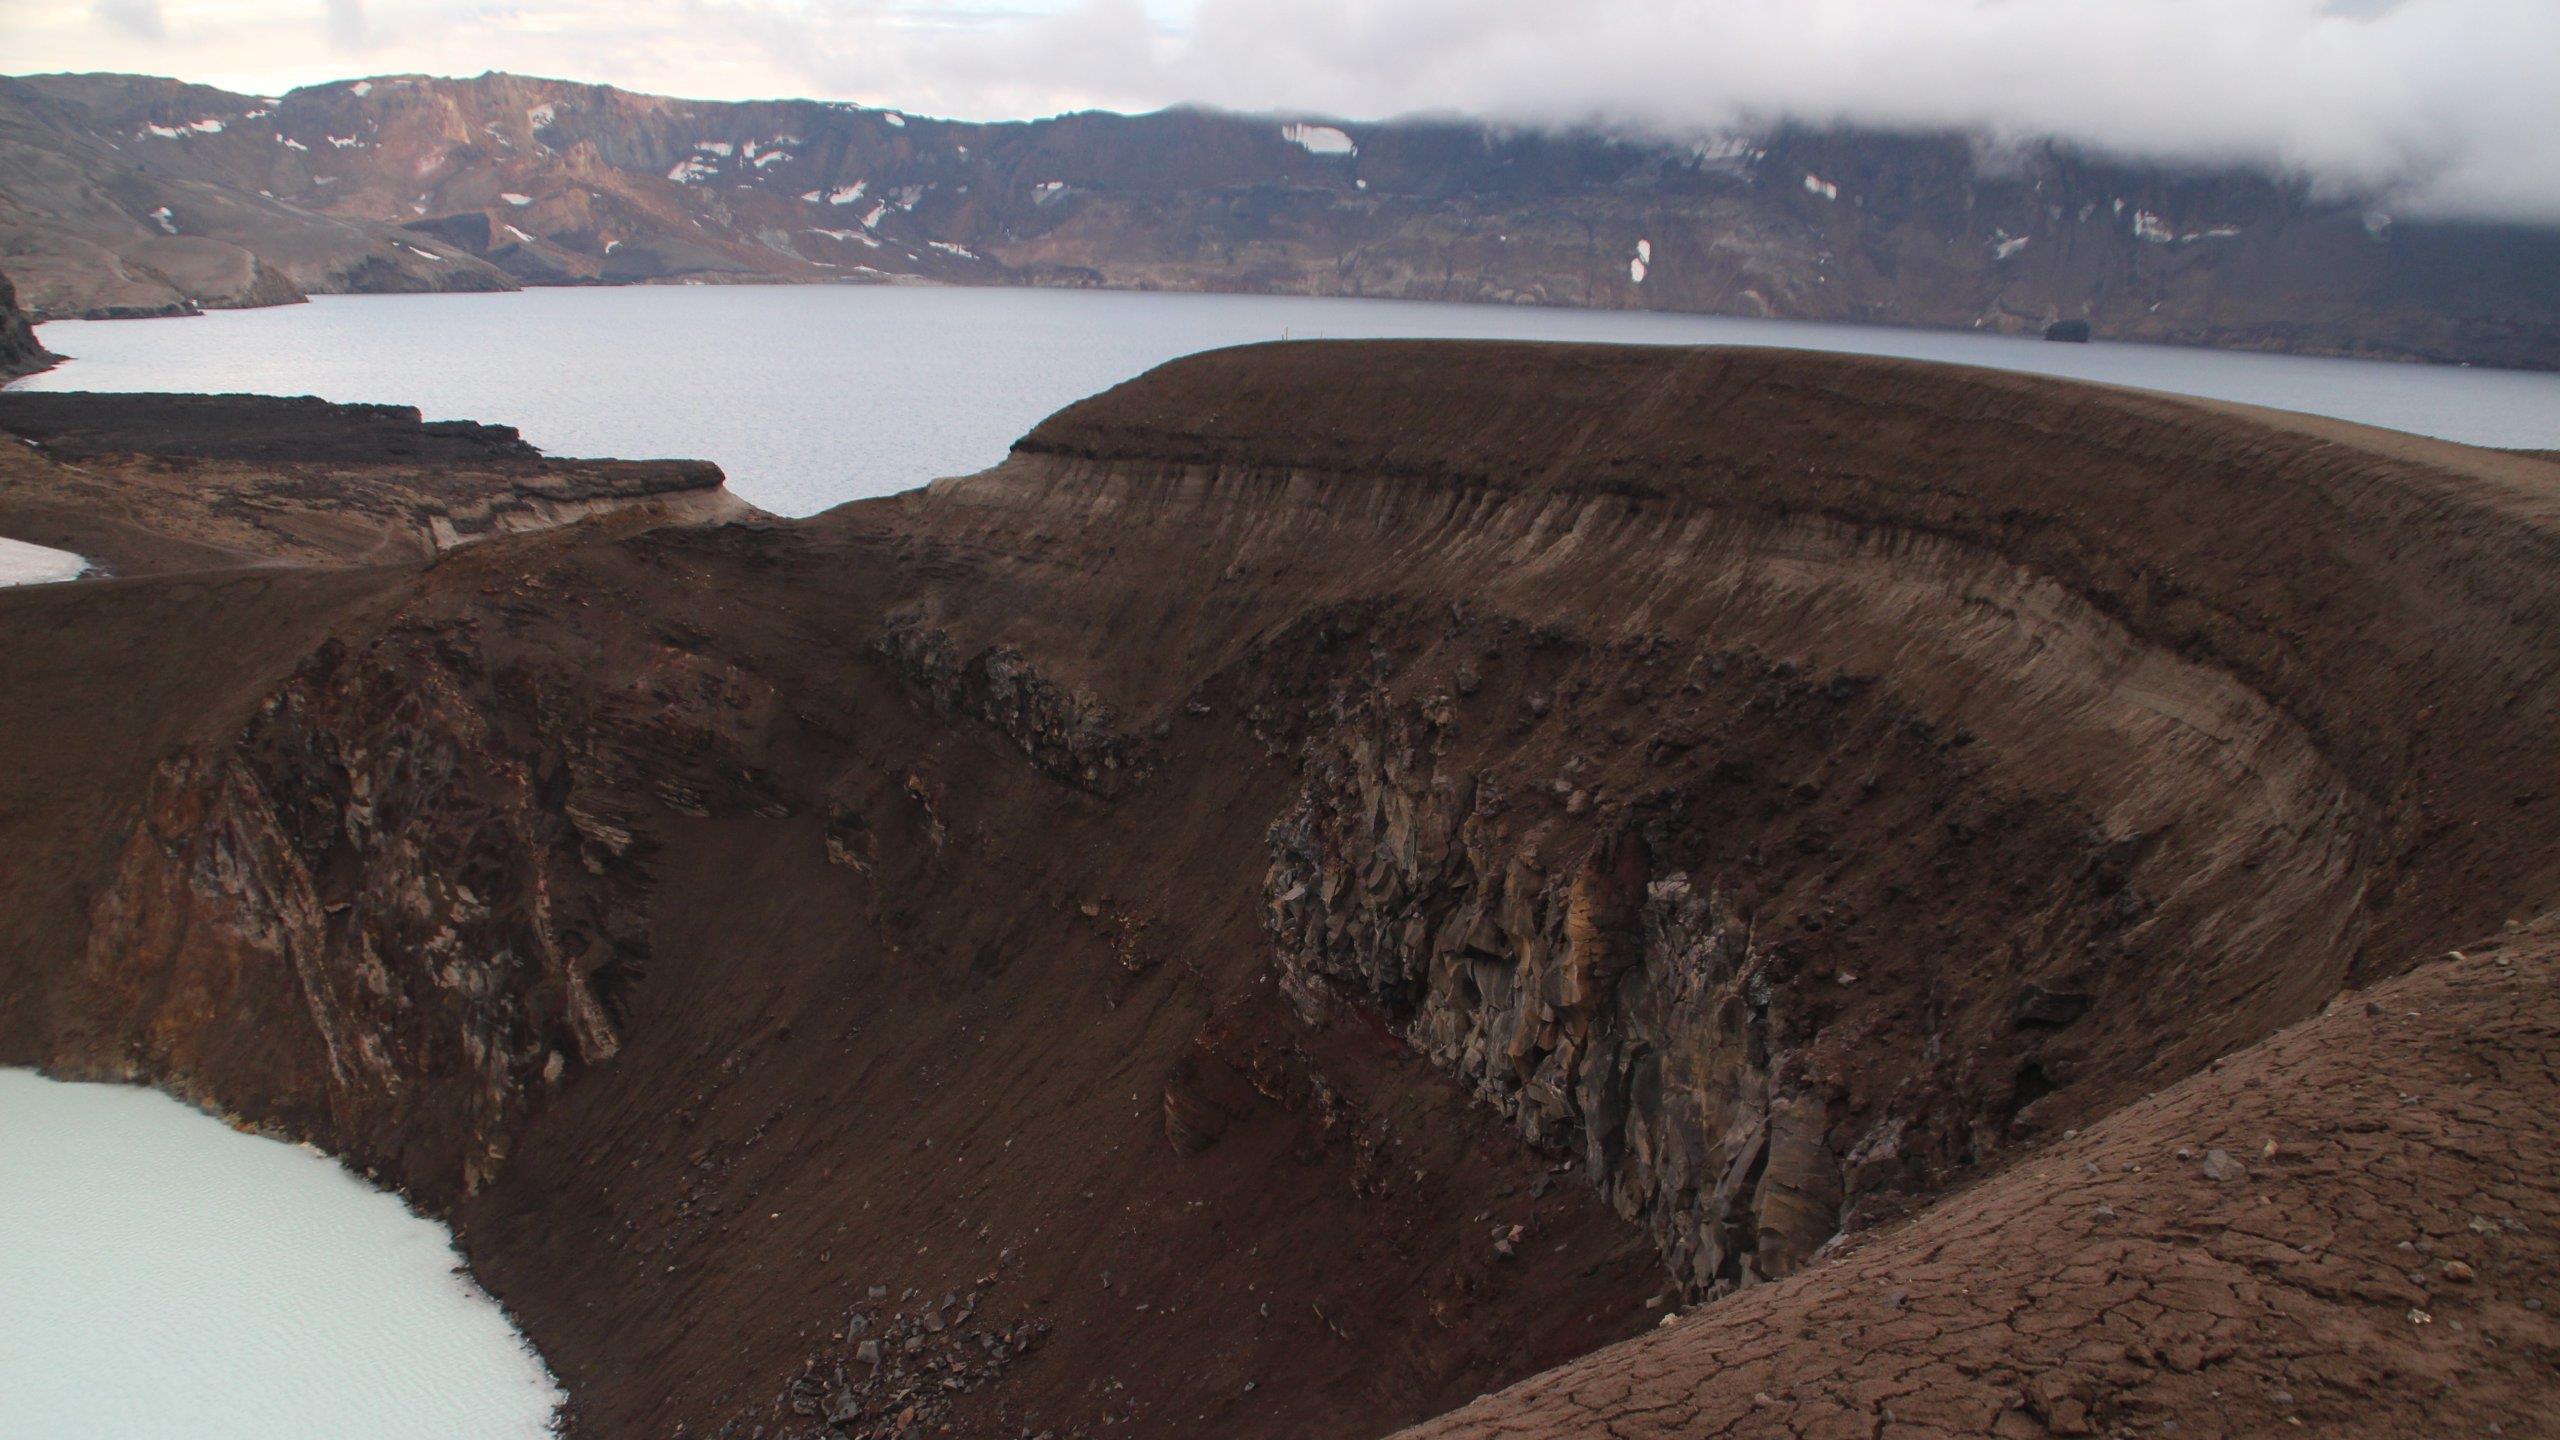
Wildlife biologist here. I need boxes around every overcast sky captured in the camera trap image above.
[8,0,2556,222]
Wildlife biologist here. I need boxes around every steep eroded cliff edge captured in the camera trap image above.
[4,344,2557,1437]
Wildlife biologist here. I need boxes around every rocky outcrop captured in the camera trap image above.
[56,625,644,1200]
[873,615,1153,794]
[3,72,2556,366]
[0,267,52,378]
[1267,700,1835,1295]
[1257,634,2221,1299]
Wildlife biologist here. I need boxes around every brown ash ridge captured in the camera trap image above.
[3,342,2557,1438]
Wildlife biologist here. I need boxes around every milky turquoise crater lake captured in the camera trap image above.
[16,285,2560,518]
[0,1069,560,1440]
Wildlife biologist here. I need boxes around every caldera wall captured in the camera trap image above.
[7,344,2558,1436]
[903,340,2560,1292]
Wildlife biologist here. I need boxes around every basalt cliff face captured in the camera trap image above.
[3,345,2558,1439]
[5,71,2559,367]
[0,266,52,377]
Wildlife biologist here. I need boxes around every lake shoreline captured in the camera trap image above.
[0,1067,563,1439]
[18,285,2560,519]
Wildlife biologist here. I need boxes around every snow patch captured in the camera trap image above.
[859,203,888,230]
[277,135,309,151]
[693,140,734,156]
[1281,123,1356,156]
[927,240,979,260]
[752,150,790,168]
[827,182,868,206]
[326,135,362,149]
[500,192,533,206]
[667,157,720,185]
[1802,173,1839,201]
[881,112,906,127]
[147,206,177,234]
[503,224,538,245]
[1636,238,1652,263]
[399,243,444,263]
[1629,258,1647,284]
[1991,232,2030,260]
[349,81,373,97]
[0,537,91,587]
[528,103,557,129]
[2131,210,2175,244]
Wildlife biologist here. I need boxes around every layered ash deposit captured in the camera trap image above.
[4,340,2556,1438]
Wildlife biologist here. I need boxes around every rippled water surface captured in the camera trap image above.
[18,285,2560,516]
[0,1069,560,1440]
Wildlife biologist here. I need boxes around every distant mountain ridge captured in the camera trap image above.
[4,70,2556,368]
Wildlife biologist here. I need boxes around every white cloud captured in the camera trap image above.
[90,0,165,42]
[325,0,372,52]
[6,0,2554,222]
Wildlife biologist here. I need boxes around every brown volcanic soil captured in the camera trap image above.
[2,342,2557,1439]
[1397,928,2560,1440]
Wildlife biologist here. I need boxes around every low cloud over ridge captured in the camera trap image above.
[24,0,2560,223]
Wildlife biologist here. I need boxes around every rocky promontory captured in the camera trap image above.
[0,267,53,378]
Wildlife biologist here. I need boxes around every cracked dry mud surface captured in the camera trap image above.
[1398,936,2560,1440]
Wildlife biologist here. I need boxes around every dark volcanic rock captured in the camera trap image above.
[0,391,539,464]
[0,268,53,379]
